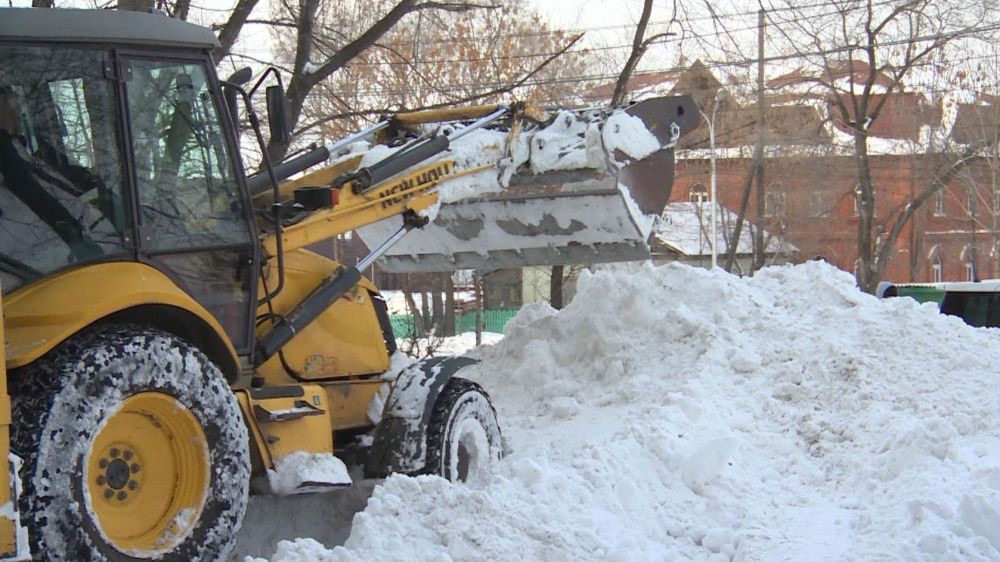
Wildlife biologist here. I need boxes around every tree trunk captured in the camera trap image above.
[213,0,260,62]
[550,265,564,309]
[444,274,456,337]
[751,8,766,273]
[724,166,757,272]
[753,160,766,271]
[474,271,483,346]
[402,287,424,335]
[431,274,445,336]
[609,0,655,106]
[855,132,877,293]
[117,0,153,10]
[420,290,430,334]
[171,0,191,20]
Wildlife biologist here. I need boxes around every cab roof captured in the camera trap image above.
[0,8,219,50]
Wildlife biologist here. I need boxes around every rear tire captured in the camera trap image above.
[10,326,250,561]
[425,378,502,482]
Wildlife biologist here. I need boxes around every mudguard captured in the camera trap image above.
[366,355,478,477]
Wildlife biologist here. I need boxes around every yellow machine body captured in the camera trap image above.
[0,290,17,558]
[2,262,240,377]
[234,385,334,469]
[0,287,27,561]
[255,249,390,383]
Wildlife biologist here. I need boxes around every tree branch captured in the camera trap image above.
[611,0,655,107]
[304,1,496,88]
[213,0,259,62]
[292,33,584,136]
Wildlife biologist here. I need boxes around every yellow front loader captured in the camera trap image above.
[0,7,697,561]
[0,290,27,561]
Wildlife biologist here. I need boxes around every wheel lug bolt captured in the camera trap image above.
[96,475,105,486]
[123,450,133,461]
[109,448,120,458]
[99,459,109,469]
[130,463,141,474]
[128,480,138,491]
[116,491,127,502]
[104,489,114,499]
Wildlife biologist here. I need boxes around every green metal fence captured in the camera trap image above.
[389,309,519,339]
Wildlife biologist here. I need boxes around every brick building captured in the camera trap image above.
[626,60,1000,283]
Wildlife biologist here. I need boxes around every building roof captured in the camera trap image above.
[591,60,996,157]
[652,202,796,257]
[585,69,684,102]
[0,8,219,50]
[768,60,895,92]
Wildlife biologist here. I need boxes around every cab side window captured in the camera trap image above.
[0,46,128,293]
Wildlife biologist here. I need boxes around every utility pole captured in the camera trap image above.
[753,8,767,271]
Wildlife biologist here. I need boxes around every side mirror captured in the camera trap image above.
[222,68,252,141]
[266,85,292,147]
[227,67,253,85]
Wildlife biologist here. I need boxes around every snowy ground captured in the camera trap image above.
[247,261,1000,562]
[232,332,502,561]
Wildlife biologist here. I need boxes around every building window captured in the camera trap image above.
[967,187,976,217]
[994,188,1000,215]
[689,183,708,204]
[962,246,977,281]
[934,189,945,216]
[765,183,785,217]
[809,190,829,217]
[931,255,943,283]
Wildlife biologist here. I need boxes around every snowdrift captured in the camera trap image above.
[250,261,1000,562]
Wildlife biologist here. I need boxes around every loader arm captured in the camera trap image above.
[255,95,698,269]
[260,158,490,256]
[256,103,524,257]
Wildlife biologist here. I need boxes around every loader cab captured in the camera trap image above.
[0,9,259,354]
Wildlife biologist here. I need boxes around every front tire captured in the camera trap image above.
[11,327,250,561]
[425,378,502,482]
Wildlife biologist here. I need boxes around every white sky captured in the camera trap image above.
[529,0,642,29]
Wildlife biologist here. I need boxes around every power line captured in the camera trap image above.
[239,0,908,52]
[236,5,996,76]
[305,44,1000,100]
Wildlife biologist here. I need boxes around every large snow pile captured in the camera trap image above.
[250,261,1000,562]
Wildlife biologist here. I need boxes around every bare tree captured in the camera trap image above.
[765,0,996,292]
[261,0,540,161]
[269,0,590,146]
[609,0,677,106]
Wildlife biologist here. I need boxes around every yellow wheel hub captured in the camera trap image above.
[86,392,209,554]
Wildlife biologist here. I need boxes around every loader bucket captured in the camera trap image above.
[359,95,700,273]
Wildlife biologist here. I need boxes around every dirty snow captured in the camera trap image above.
[602,111,663,161]
[355,103,669,267]
[266,452,352,495]
[248,260,1000,561]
